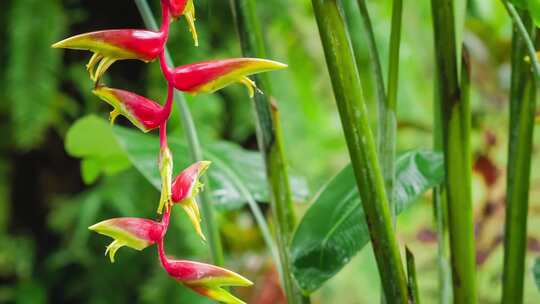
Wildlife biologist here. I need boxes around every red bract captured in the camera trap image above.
[172,161,210,202]
[171,161,211,240]
[171,58,287,97]
[93,86,164,132]
[158,241,252,304]
[89,217,165,262]
[53,29,166,82]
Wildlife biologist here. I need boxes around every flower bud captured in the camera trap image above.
[52,29,165,82]
[89,218,164,263]
[172,58,287,97]
[171,161,211,240]
[157,147,174,215]
[92,86,164,132]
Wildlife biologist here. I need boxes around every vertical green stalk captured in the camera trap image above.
[431,0,476,302]
[383,0,403,220]
[343,0,387,121]
[135,0,224,266]
[311,0,408,302]
[500,2,539,303]
[229,1,308,303]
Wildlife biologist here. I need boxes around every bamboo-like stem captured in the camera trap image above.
[311,0,408,302]
[433,31,452,304]
[500,3,538,303]
[229,0,308,303]
[431,0,476,301]
[343,0,386,119]
[382,0,402,220]
[135,0,225,266]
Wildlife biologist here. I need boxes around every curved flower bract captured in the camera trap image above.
[171,161,211,240]
[168,0,198,46]
[89,218,164,263]
[172,58,287,97]
[52,29,165,82]
[161,256,252,303]
[93,86,164,132]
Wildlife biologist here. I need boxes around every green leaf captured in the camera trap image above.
[113,125,309,209]
[528,0,540,27]
[290,150,444,293]
[65,115,132,184]
[534,258,540,292]
[510,0,527,8]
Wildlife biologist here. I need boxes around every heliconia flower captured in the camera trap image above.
[159,242,252,304]
[52,30,166,82]
[92,86,164,132]
[158,147,174,215]
[89,218,165,263]
[171,161,211,240]
[168,0,198,46]
[171,58,287,97]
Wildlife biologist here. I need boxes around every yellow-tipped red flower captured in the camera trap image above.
[171,161,211,240]
[89,218,165,263]
[168,0,198,46]
[158,242,252,304]
[52,29,166,82]
[172,58,287,97]
[92,86,164,132]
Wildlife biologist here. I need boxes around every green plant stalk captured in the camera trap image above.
[433,44,452,304]
[431,0,476,302]
[405,247,421,304]
[229,0,308,303]
[135,0,224,266]
[344,0,386,121]
[383,0,402,221]
[500,3,538,303]
[311,0,408,302]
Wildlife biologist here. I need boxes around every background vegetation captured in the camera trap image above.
[0,0,539,303]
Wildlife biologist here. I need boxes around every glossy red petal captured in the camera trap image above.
[93,86,164,132]
[171,161,210,202]
[171,58,287,95]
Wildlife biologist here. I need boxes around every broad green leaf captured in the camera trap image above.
[290,150,444,293]
[534,257,540,292]
[113,125,308,209]
[65,115,132,184]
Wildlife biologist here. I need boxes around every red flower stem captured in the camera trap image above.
[160,0,171,35]
[159,122,168,149]
[158,209,171,270]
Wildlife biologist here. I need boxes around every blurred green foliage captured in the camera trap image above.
[0,0,539,303]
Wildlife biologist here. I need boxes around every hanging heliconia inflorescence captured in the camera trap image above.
[53,0,287,303]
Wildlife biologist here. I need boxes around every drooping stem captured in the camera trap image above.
[135,0,225,266]
[229,1,308,303]
[431,0,476,302]
[311,0,408,302]
[500,3,538,303]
